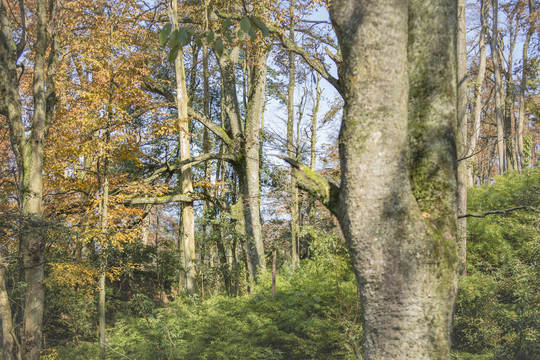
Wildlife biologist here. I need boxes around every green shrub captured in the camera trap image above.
[453,170,539,359]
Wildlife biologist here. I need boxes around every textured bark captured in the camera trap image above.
[98,163,109,360]
[287,0,299,265]
[98,265,107,360]
[0,255,18,360]
[467,0,488,185]
[218,43,267,278]
[218,48,243,139]
[329,0,459,358]
[170,0,196,293]
[0,0,58,358]
[490,0,505,174]
[311,73,321,171]
[243,51,268,273]
[502,12,518,172]
[457,0,468,275]
[517,0,535,168]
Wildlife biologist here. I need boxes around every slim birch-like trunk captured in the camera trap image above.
[0,254,18,360]
[457,0,468,275]
[468,0,488,185]
[169,0,196,293]
[491,0,505,174]
[517,0,535,168]
[287,0,300,266]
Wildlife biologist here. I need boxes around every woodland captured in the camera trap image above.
[0,0,538,359]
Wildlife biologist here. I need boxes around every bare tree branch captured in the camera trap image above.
[187,107,234,147]
[143,152,238,184]
[271,29,342,95]
[459,206,529,218]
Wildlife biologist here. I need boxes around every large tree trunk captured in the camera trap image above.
[169,0,196,293]
[243,50,268,275]
[329,0,459,358]
[218,44,266,279]
[1,0,58,358]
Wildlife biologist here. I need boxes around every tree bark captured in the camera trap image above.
[0,0,58,358]
[467,0,488,185]
[490,0,505,175]
[243,50,268,274]
[457,0,468,276]
[169,0,196,293]
[329,0,459,358]
[98,153,109,360]
[218,43,267,279]
[287,0,299,266]
[517,0,535,169]
[0,255,18,360]
[311,73,321,171]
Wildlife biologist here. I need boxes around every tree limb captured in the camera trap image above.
[271,29,342,95]
[275,155,340,217]
[458,206,528,218]
[143,152,237,184]
[128,101,174,119]
[128,194,193,205]
[187,107,234,147]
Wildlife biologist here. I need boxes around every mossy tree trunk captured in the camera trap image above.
[329,0,459,358]
[0,0,59,358]
[218,44,267,280]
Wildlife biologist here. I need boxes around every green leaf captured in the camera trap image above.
[169,29,179,48]
[225,32,233,42]
[240,17,251,33]
[214,38,224,57]
[249,27,257,40]
[178,28,189,46]
[159,23,172,46]
[168,46,179,63]
[237,30,244,41]
[206,31,214,45]
[194,34,204,47]
[252,17,270,37]
[222,17,232,32]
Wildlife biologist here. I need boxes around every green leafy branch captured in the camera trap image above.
[159,15,269,60]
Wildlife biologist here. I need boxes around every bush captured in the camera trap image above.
[452,170,539,359]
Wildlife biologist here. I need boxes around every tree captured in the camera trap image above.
[169,0,197,294]
[284,0,459,357]
[0,0,61,358]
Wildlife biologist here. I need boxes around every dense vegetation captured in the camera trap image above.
[34,171,538,359]
[453,170,539,359]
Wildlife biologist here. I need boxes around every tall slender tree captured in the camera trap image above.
[169,0,196,293]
